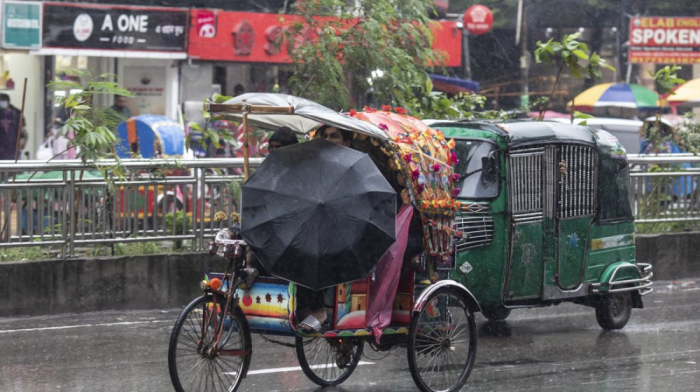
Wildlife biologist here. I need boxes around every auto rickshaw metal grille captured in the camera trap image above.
[508,146,545,219]
[558,145,597,218]
[454,204,494,251]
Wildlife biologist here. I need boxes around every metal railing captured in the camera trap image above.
[628,154,700,224]
[0,158,262,257]
[0,154,698,256]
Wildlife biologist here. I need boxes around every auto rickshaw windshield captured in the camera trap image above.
[453,139,500,199]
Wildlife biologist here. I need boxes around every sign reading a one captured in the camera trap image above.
[2,1,42,49]
[463,5,493,36]
[629,17,700,64]
[42,3,188,52]
[188,11,462,67]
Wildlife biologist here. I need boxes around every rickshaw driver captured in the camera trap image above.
[297,124,354,332]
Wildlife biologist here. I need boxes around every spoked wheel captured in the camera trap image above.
[295,335,364,387]
[595,291,632,330]
[168,295,252,392]
[408,287,477,392]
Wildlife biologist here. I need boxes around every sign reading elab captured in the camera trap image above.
[2,1,42,49]
[188,10,462,67]
[629,17,700,64]
[42,3,188,52]
[463,5,493,36]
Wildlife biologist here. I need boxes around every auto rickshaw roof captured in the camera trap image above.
[430,120,599,147]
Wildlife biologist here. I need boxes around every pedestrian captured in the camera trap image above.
[0,93,28,161]
[234,84,245,97]
[110,95,132,120]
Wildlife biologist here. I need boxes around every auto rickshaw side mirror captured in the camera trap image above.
[481,155,499,184]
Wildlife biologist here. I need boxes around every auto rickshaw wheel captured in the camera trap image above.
[407,287,477,392]
[595,291,632,330]
[481,305,511,321]
[295,336,364,387]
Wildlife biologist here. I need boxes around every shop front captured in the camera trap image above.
[33,2,189,135]
[183,10,465,104]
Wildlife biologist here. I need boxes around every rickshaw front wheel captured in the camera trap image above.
[168,295,252,392]
[408,287,478,392]
[295,335,364,387]
[595,291,632,330]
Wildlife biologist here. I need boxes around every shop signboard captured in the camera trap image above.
[2,1,42,49]
[629,17,700,64]
[188,11,462,67]
[42,3,188,52]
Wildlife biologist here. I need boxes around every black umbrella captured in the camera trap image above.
[241,139,396,290]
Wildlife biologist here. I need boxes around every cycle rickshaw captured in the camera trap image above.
[167,94,480,392]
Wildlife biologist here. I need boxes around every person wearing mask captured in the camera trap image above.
[110,95,132,119]
[0,93,28,161]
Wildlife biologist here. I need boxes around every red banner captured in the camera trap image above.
[629,17,700,64]
[188,11,462,67]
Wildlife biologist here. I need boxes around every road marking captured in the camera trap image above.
[0,320,169,334]
[242,361,375,376]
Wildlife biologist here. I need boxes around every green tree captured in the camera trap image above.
[281,0,445,110]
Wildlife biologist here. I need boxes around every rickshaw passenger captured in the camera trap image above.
[268,126,299,152]
[298,125,354,331]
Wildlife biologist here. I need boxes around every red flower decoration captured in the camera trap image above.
[395,107,407,115]
[381,104,392,112]
[411,168,420,180]
[378,123,389,131]
[451,152,459,165]
[364,106,376,113]
[349,109,357,116]
[404,153,412,162]
[432,163,442,172]
[452,188,462,197]
[452,173,461,182]
[416,183,425,193]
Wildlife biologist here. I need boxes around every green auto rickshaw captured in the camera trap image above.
[429,120,653,330]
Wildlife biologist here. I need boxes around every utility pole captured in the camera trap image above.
[517,0,529,109]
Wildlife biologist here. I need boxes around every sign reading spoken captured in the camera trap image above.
[629,17,700,64]
[42,3,188,52]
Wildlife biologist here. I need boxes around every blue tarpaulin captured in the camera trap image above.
[429,74,479,94]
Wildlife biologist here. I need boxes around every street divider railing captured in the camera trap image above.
[0,158,262,257]
[628,154,700,224]
[0,154,698,257]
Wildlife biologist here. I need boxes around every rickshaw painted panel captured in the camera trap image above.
[506,222,544,300]
[211,274,295,334]
[598,261,643,285]
[557,218,592,288]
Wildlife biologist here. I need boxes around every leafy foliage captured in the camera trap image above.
[651,65,685,96]
[47,69,134,184]
[186,93,236,154]
[280,0,445,110]
[534,32,614,119]
[164,211,192,249]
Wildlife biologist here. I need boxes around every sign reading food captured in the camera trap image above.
[629,17,700,64]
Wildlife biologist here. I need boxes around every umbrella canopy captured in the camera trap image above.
[568,83,659,111]
[210,93,388,140]
[666,78,700,105]
[240,138,396,290]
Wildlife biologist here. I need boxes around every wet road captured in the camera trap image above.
[1,279,698,392]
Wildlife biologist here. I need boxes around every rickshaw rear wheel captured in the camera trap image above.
[408,287,477,392]
[295,335,364,387]
[481,305,511,321]
[595,291,632,330]
[168,295,252,392]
